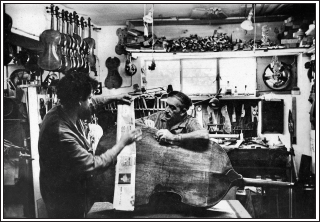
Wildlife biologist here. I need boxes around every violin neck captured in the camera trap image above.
[88,18,92,38]
[51,14,54,30]
[242,177,294,188]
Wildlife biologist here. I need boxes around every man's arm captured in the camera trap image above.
[156,129,209,145]
[92,94,132,107]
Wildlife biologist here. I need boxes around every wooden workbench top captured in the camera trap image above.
[86,200,251,218]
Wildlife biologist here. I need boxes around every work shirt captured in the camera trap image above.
[135,111,204,134]
[38,103,117,218]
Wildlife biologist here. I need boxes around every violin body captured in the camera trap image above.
[115,28,128,55]
[38,29,62,71]
[83,17,96,67]
[84,37,96,66]
[105,57,122,89]
[38,5,62,71]
[4,12,14,65]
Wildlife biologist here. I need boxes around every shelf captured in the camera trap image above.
[191,95,261,104]
[304,45,315,54]
[131,48,307,60]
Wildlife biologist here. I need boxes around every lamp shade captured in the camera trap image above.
[143,11,153,23]
[240,9,253,31]
[241,20,253,30]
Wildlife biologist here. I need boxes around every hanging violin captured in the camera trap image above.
[83,17,96,68]
[38,4,62,71]
[125,52,137,76]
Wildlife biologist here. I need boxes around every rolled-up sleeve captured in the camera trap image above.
[186,118,204,132]
[91,95,116,108]
[59,130,117,177]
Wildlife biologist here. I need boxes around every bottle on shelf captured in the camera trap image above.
[225,81,232,95]
[244,85,249,96]
[234,86,238,96]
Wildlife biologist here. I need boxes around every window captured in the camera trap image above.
[144,57,256,95]
[182,59,217,95]
[219,58,256,95]
[144,60,180,91]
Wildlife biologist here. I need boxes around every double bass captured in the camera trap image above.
[38,4,62,71]
[92,123,294,209]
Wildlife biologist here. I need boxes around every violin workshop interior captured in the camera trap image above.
[3,2,318,220]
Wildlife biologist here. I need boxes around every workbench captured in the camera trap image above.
[86,200,251,218]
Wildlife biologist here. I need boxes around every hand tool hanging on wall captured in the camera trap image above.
[220,105,231,133]
[288,109,298,218]
[38,4,62,71]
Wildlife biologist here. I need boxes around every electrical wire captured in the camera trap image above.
[253,4,256,53]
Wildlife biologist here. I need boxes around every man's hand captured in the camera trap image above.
[156,129,175,143]
[144,119,155,128]
[117,94,133,105]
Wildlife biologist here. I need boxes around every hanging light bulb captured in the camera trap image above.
[241,9,253,31]
[143,9,153,23]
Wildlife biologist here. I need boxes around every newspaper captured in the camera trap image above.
[113,103,136,211]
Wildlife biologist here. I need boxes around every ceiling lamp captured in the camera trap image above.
[143,4,154,37]
[143,9,153,24]
[241,9,253,30]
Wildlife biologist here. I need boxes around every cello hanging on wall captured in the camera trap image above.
[38,4,62,71]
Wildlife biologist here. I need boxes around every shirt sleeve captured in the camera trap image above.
[186,117,204,133]
[59,130,117,177]
[135,112,160,124]
[91,95,116,108]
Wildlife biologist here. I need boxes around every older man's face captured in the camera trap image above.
[164,97,185,121]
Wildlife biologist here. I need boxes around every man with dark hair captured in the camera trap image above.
[38,72,142,218]
[136,90,209,145]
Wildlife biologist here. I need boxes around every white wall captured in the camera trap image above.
[257,54,313,174]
